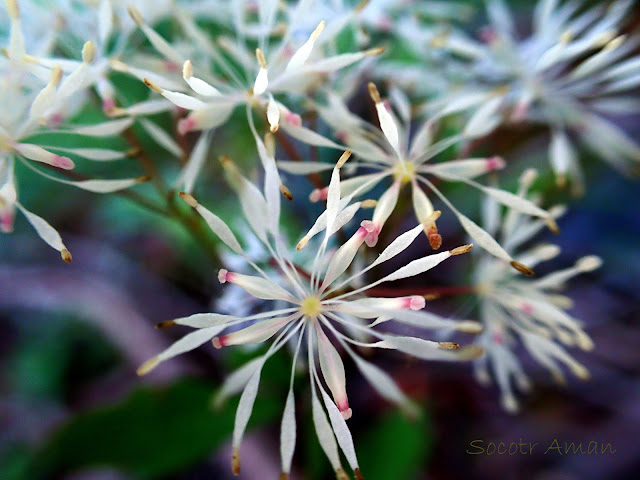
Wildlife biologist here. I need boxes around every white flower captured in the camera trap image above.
[137,148,482,478]
[279,82,557,273]
[426,0,640,192]
[124,1,384,192]
[0,51,147,259]
[471,168,602,412]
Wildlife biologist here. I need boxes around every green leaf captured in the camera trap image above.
[28,378,281,479]
[356,410,432,480]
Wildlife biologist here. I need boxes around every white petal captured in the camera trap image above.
[321,228,366,290]
[277,161,335,174]
[222,271,293,302]
[214,357,265,408]
[376,335,483,361]
[311,387,341,470]
[215,315,295,348]
[378,251,452,283]
[253,67,268,95]
[71,118,135,136]
[318,386,359,470]
[316,325,349,416]
[176,132,211,193]
[183,196,244,255]
[280,389,296,474]
[286,21,325,71]
[139,119,183,158]
[16,203,67,253]
[232,367,263,448]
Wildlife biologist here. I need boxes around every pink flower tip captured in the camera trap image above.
[212,337,223,349]
[486,156,505,171]
[218,269,229,284]
[520,302,533,315]
[309,187,328,203]
[1,211,14,233]
[54,155,75,169]
[340,407,353,420]
[284,111,302,127]
[177,116,196,136]
[102,98,116,113]
[360,220,380,247]
[408,296,425,310]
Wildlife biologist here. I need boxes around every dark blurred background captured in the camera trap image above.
[2,1,640,479]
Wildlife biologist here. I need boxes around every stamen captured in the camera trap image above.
[510,260,535,276]
[367,82,381,103]
[337,150,352,168]
[232,447,240,475]
[61,249,72,263]
[449,244,473,256]
[280,184,294,201]
[136,356,160,376]
[256,48,267,69]
[143,78,163,94]
[438,342,460,350]
[178,192,199,208]
[155,320,175,329]
[127,6,144,26]
[360,199,377,208]
[82,41,97,63]
[355,468,365,480]
[364,46,385,56]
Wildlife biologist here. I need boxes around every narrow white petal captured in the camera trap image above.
[379,251,452,283]
[214,357,266,408]
[316,326,349,416]
[232,367,263,447]
[280,390,296,474]
[16,203,66,253]
[71,118,135,136]
[286,21,325,71]
[311,387,341,470]
[139,119,183,158]
[176,132,211,193]
[318,387,359,470]
[277,161,335,174]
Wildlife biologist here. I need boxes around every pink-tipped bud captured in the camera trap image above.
[1,210,14,233]
[212,337,224,349]
[309,187,328,203]
[178,116,197,135]
[284,111,302,127]
[407,295,426,311]
[485,156,505,171]
[218,269,229,284]
[360,220,381,248]
[102,98,116,113]
[520,302,534,315]
[339,401,352,420]
[53,155,75,170]
[492,331,504,345]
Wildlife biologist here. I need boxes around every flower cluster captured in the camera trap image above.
[1,0,625,477]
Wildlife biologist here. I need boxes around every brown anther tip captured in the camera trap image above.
[280,185,293,201]
[178,192,199,208]
[355,0,370,12]
[546,217,560,234]
[61,249,72,263]
[365,46,385,56]
[231,448,240,476]
[511,260,535,276]
[255,48,267,68]
[143,78,162,93]
[428,233,442,250]
[423,293,440,301]
[360,199,378,208]
[336,469,349,480]
[337,150,352,168]
[367,82,381,103]
[127,5,144,26]
[82,41,97,63]
[279,473,290,480]
[155,320,175,329]
[127,147,141,157]
[136,175,152,183]
[136,356,159,376]
[439,341,460,350]
[450,244,473,256]
[183,59,193,79]
[270,124,279,133]
[355,468,365,480]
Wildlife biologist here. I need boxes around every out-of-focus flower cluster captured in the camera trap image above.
[2,0,629,477]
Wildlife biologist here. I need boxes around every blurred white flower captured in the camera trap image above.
[471,168,602,412]
[0,49,147,259]
[279,82,557,273]
[124,0,384,192]
[427,0,640,192]
[137,146,482,478]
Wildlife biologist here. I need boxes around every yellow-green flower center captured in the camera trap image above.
[392,162,416,184]
[300,296,322,317]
